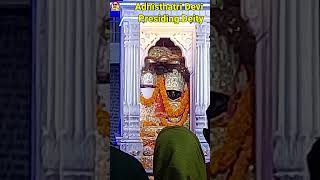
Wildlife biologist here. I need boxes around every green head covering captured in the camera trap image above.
[153,126,207,180]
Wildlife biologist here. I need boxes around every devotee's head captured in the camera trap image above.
[153,126,206,180]
[307,138,320,180]
[203,91,230,143]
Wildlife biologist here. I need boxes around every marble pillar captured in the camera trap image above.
[240,0,273,179]
[242,0,320,179]
[271,1,320,179]
[35,0,104,179]
[118,20,143,157]
[195,22,211,162]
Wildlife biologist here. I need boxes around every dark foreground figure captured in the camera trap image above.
[307,138,320,180]
[110,146,149,180]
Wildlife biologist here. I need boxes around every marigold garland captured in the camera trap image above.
[177,104,189,126]
[140,87,159,106]
[158,76,189,118]
[142,120,158,127]
[140,75,190,129]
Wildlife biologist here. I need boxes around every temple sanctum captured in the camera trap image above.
[114,0,211,173]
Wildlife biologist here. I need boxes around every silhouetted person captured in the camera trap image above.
[307,138,320,180]
[110,146,149,180]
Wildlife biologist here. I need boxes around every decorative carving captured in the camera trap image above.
[196,23,209,35]
[195,106,208,116]
[171,32,193,51]
[164,69,185,92]
[41,133,60,171]
[140,31,159,50]
[61,133,96,170]
[139,28,196,74]
[148,46,172,58]
[273,135,314,175]
[141,71,156,87]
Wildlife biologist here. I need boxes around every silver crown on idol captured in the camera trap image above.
[140,70,156,87]
[164,69,185,92]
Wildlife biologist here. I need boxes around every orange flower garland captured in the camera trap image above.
[140,88,159,106]
[157,76,189,118]
[142,120,158,127]
[140,75,190,128]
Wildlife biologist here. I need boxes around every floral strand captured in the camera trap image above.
[158,76,189,118]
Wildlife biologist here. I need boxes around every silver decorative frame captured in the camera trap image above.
[116,2,211,170]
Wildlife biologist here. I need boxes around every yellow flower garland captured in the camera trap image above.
[142,120,158,127]
[140,75,190,128]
